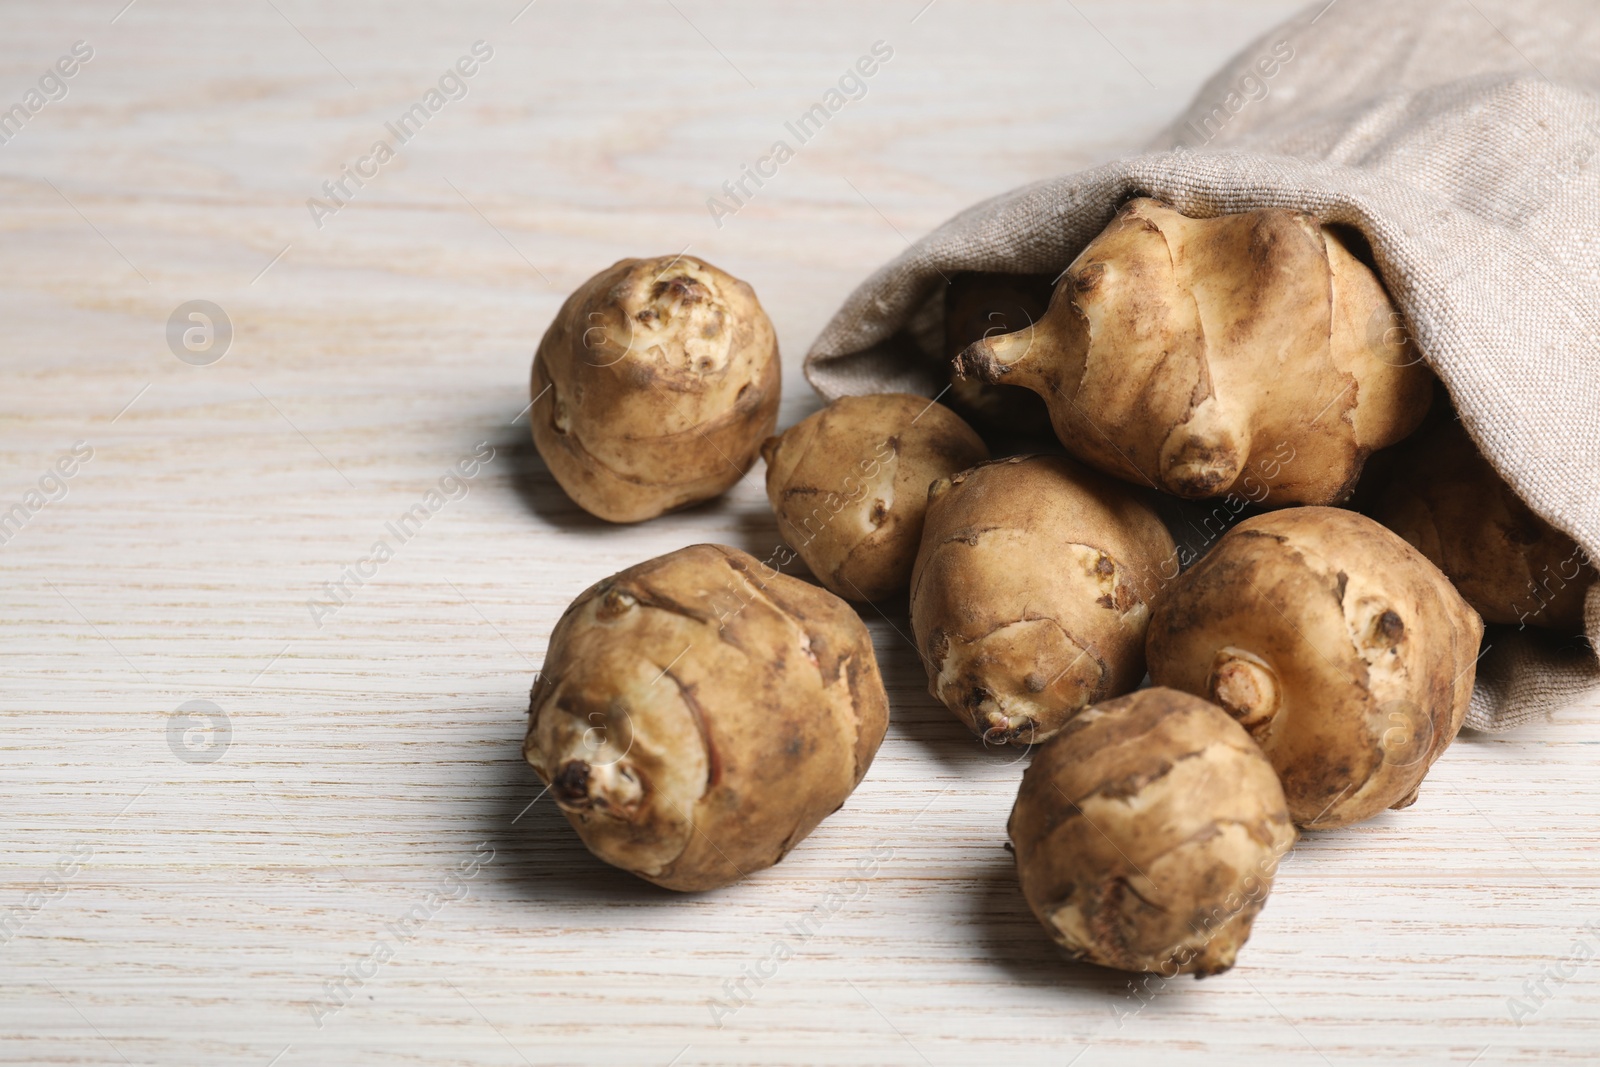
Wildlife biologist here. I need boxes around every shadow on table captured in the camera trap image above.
[497,425,618,533]
[497,422,780,555]
[966,847,1158,1000]
[477,673,1164,999]
[725,497,790,561]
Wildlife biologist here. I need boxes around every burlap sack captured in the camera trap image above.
[804,0,1600,731]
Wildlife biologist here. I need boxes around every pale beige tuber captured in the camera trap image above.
[910,455,1178,746]
[531,255,780,523]
[1009,687,1295,977]
[957,198,1433,505]
[524,544,889,891]
[761,393,989,603]
[1146,507,1483,829]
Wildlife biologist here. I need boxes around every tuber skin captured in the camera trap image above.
[956,198,1433,506]
[1146,507,1484,829]
[942,272,1056,440]
[1009,687,1295,978]
[1370,417,1595,631]
[909,455,1178,747]
[524,544,889,892]
[760,393,989,603]
[530,255,780,523]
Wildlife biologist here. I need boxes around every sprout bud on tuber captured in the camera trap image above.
[1147,507,1484,829]
[942,272,1056,440]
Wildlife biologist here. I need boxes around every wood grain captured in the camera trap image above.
[3,1,1597,1064]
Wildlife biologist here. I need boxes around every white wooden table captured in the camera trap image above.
[4,2,1597,1064]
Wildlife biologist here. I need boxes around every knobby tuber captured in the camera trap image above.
[1146,507,1483,828]
[1009,687,1295,977]
[525,544,889,891]
[530,255,780,523]
[1370,417,1595,631]
[910,455,1178,746]
[761,393,989,602]
[956,198,1433,505]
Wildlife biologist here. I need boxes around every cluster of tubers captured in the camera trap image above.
[524,201,1590,977]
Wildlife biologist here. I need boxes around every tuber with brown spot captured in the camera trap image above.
[909,454,1178,746]
[1146,507,1483,829]
[956,198,1433,505]
[1369,417,1595,631]
[524,544,889,891]
[531,255,780,523]
[1009,687,1295,977]
[761,393,989,602]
